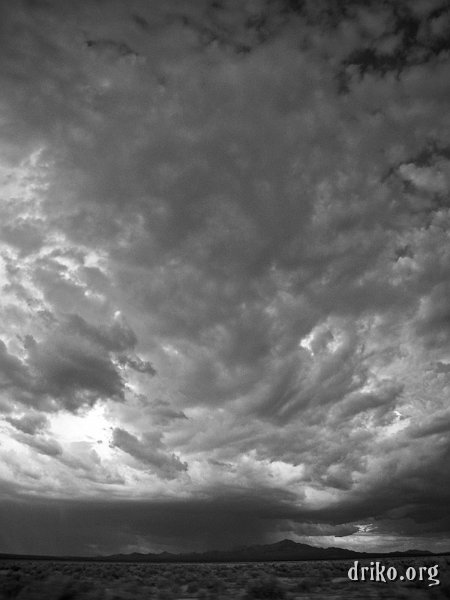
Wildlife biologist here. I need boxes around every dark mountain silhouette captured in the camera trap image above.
[0,539,438,563]
[102,538,436,563]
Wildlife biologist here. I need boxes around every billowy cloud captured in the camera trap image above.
[0,0,450,555]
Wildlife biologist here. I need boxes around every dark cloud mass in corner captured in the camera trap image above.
[0,0,450,556]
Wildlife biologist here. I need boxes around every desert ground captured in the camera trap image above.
[0,556,448,599]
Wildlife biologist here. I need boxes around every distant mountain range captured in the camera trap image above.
[102,538,437,563]
[0,539,439,562]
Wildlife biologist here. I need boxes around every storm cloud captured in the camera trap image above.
[0,0,450,555]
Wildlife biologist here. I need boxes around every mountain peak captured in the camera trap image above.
[273,539,298,547]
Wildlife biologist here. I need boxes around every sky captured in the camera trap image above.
[0,0,450,557]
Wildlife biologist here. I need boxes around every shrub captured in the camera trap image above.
[157,588,175,600]
[186,581,199,593]
[244,576,286,600]
[293,577,315,592]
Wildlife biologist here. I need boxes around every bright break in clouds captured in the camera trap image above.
[0,0,450,556]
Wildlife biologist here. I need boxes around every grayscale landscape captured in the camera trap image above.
[0,0,449,597]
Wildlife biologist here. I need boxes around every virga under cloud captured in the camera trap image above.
[0,0,450,555]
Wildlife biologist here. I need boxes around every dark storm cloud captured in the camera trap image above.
[117,355,156,375]
[85,39,138,59]
[274,426,450,543]
[280,521,359,538]
[6,413,49,435]
[111,427,187,479]
[253,322,368,424]
[57,446,126,487]
[2,453,448,556]
[0,340,30,393]
[334,380,403,420]
[147,399,187,426]
[0,310,155,413]
[339,449,450,542]
[415,282,450,348]
[0,220,46,256]
[0,332,123,412]
[14,433,63,457]
[0,489,309,555]
[25,333,125,409]
[64,314,137,353]
[408,408,450,439]
[340,2,450,81]
[0,0,450,555]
